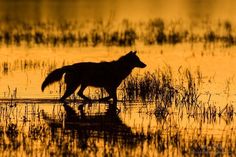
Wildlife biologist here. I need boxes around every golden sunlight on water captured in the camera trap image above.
[0,0,236,156]
[1,44,236,104]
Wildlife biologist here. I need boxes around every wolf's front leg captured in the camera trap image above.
[105,87,120,113]
[107,88,117,106]
[109,92,118,112]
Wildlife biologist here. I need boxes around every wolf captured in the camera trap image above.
[41,51,146,103]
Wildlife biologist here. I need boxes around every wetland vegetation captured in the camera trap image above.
[0,18,235,47]
[0,18,236,156]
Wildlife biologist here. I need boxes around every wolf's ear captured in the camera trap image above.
[128,51,136,55]
[128,51,133,55]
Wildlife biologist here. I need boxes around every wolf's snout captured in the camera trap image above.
[141,63,147,68]
[139,62,146,68]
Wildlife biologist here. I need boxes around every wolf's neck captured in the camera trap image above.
[114,60,134,77]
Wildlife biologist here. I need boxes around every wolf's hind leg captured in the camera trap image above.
[77,85,91,101]
[59,83,78,102]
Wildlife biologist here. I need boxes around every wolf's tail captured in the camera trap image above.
[41,66,70,92]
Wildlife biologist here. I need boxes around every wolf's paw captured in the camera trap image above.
[107,106,120,115]
[83,98,92,104]
[98,97,111,103]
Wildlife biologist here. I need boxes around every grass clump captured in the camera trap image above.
[122,66,201,108]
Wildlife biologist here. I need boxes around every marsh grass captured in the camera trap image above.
[0,56,235,156]
[122,67,176,104]
[122,66,235,124]
[122,67,200,107]
[0,82,235,156]
[0,59,61,76]
[0,19,235,47]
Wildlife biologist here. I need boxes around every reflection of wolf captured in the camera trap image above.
[41,51,146,102]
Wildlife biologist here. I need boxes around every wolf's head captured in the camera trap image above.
[122,51,146,68]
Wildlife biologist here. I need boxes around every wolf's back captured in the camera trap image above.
[41,66,70,91]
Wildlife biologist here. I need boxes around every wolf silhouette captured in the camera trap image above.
[41,51,146,102]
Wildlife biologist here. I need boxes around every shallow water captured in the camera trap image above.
[1,44,236,103]
[1,0,236,155]
[0,44,236,156]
